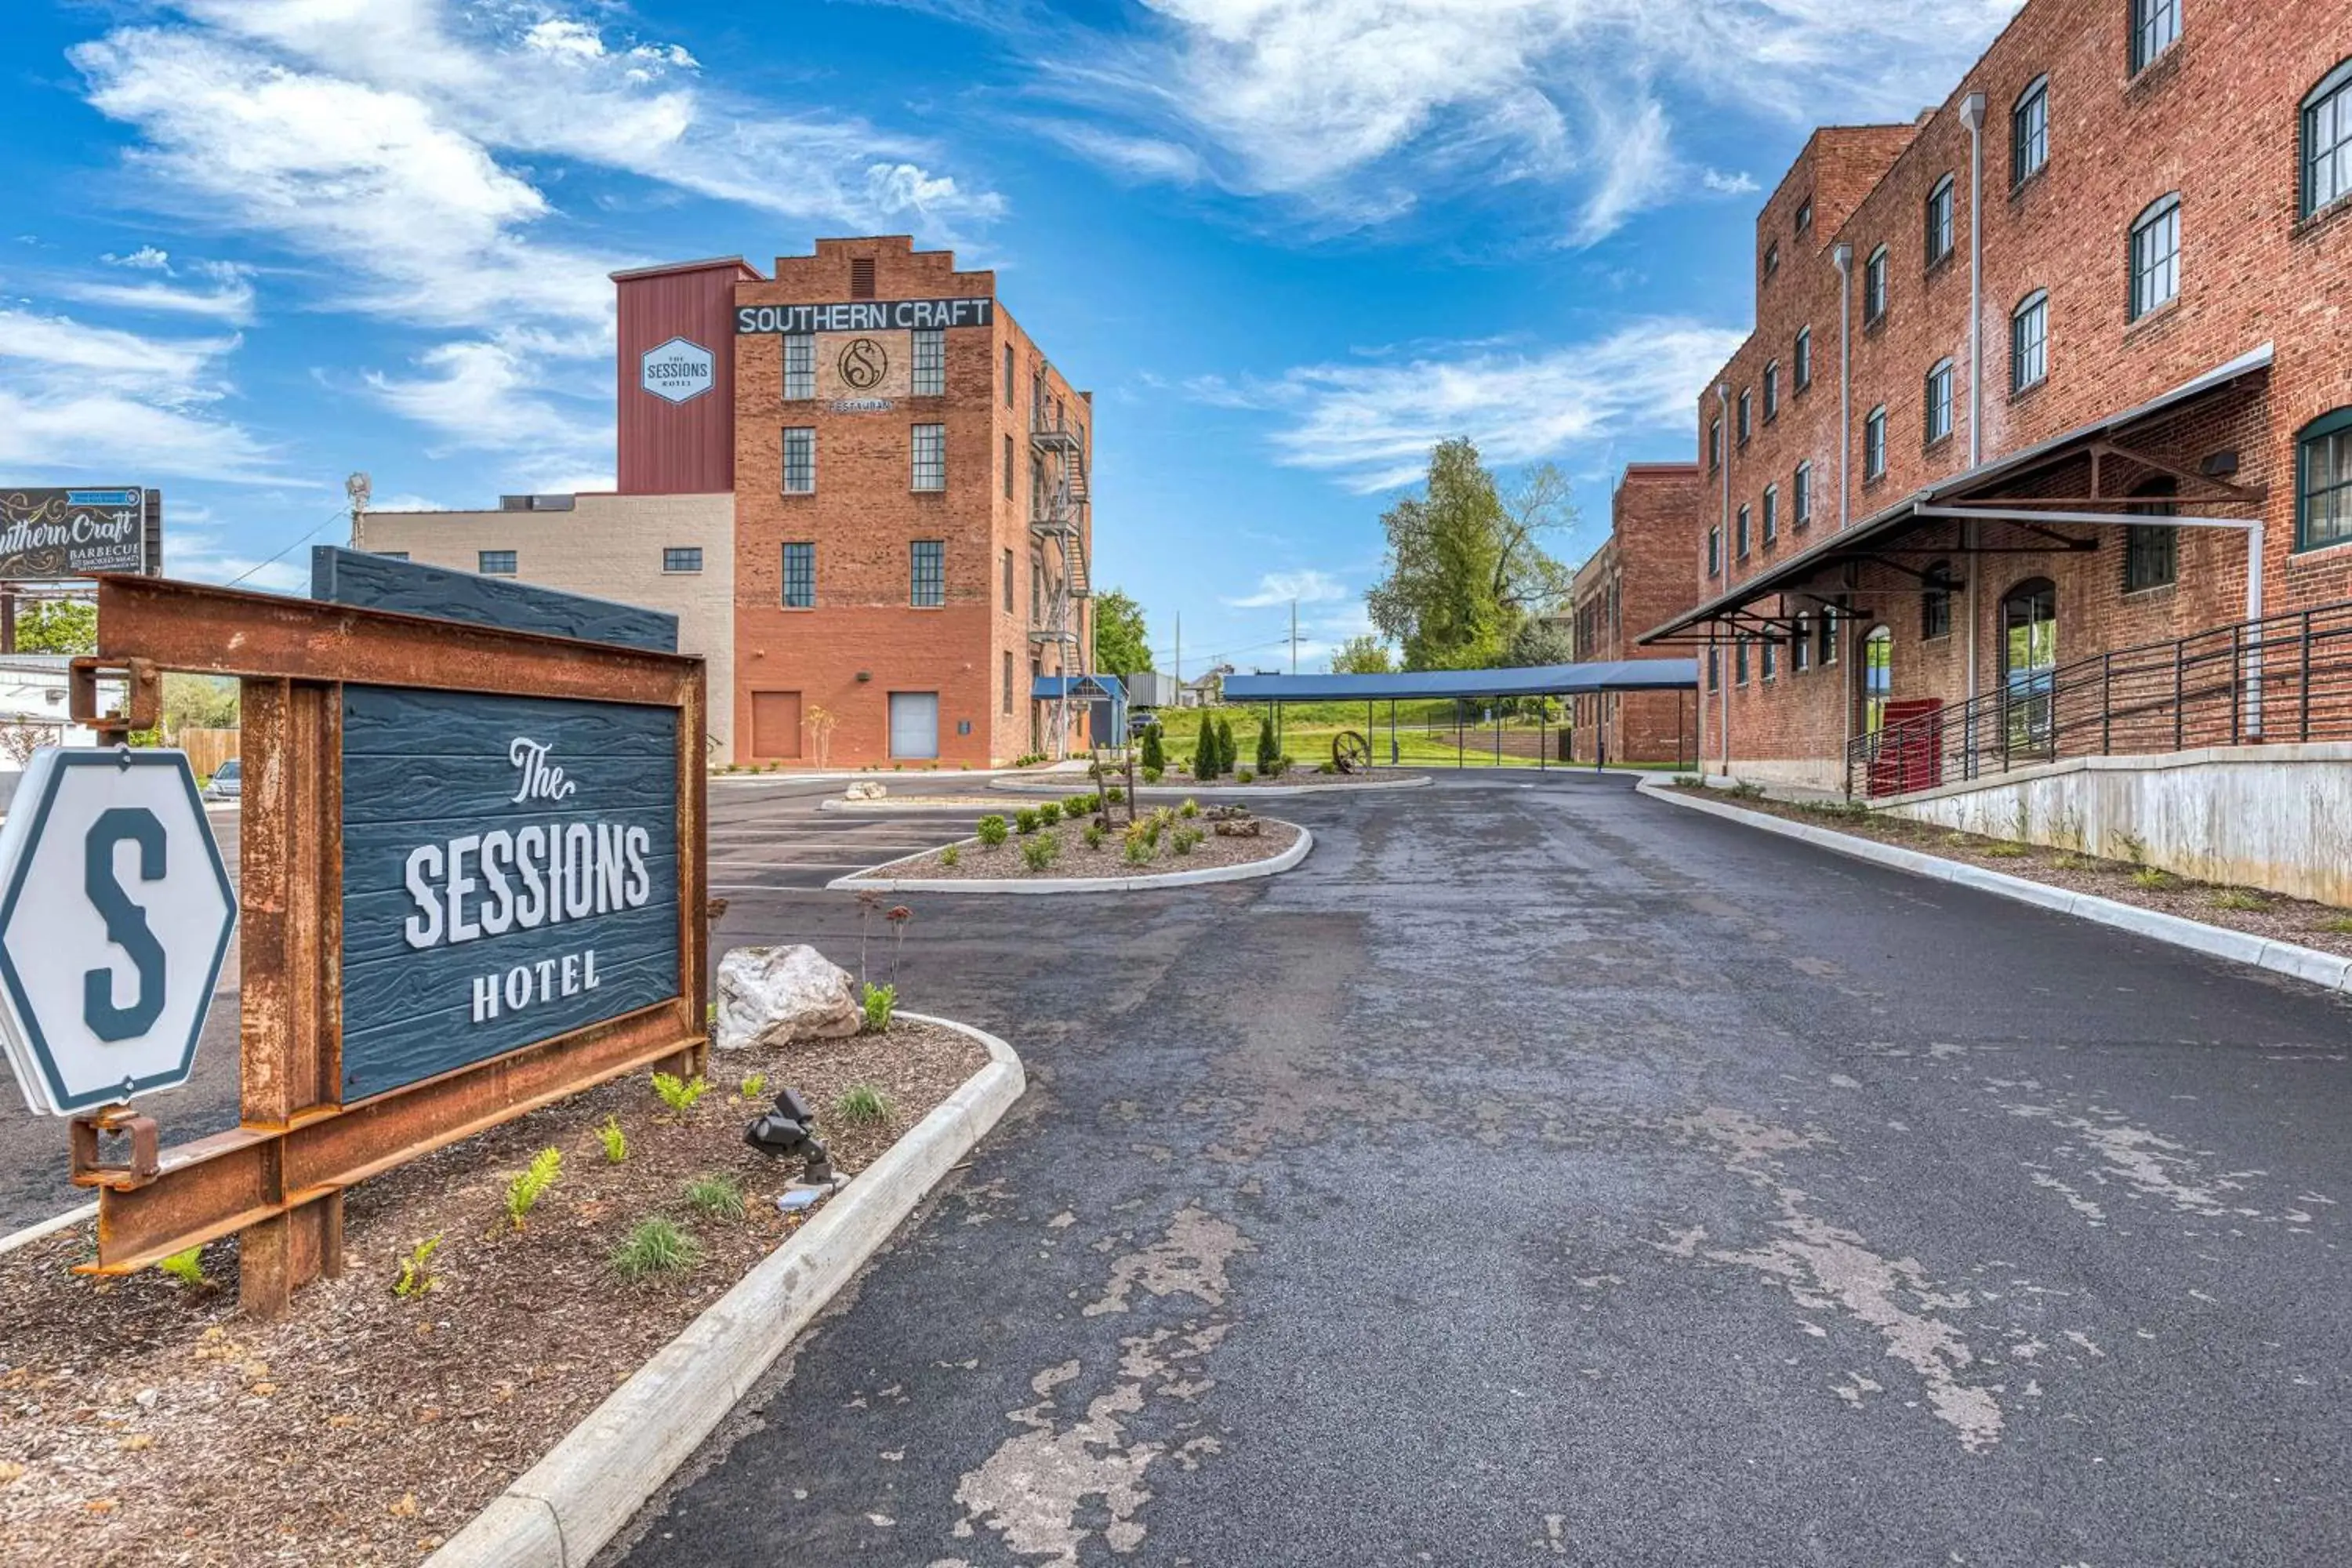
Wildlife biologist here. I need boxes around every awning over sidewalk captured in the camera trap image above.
[1225,659,1697,702]
[1636,343,2274,646]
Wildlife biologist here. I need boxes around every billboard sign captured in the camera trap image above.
[639,337,715,405]
[735,297,994,335]
[0,488,147,579]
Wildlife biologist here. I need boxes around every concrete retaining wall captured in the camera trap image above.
[1878,742,2352,906]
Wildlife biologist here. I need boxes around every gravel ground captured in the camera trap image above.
[1716,786,2352,956]
[848,815,1302,881]
[0,1019,984,1568]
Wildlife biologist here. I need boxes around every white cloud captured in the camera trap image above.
[1007,0,2020,241]
[1207,318,1744,492]
[1225,569,1351,608]
[60,260,258,325]
[103,245,174,270]
[1700,168,1760,194]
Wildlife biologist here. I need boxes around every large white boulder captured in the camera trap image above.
[714,944,862,1051]
[843,779,887,800]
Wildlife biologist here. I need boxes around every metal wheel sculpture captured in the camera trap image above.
[1332,730,1372,774]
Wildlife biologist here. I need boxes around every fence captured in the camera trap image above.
[1846,599,2352,797]
[176,726,240,779]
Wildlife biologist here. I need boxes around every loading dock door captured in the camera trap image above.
[889,691,939,760]
[751,690,802,758]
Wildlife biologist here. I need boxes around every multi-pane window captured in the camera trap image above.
[1003,344,1015,406]
[1795,197,1813,234]
[782,542,815,608]
[1793,613,1812,673]
[2130,0,2179,75]
[1924,359,1955,445]
[662,547,702,574]
[1707,524,1722,576]
[1864,245,1889,322]
[1819,607,1840,666]
[2303,60,2352,217]
[2296,408,2352,552]
[1735,636,1750,686]
[1763,361,1780,422]
[477,550,516,576]
[1004,650,1014,713]
[1864,406,1888,480]
[1708,416,1722,470]
[2124,492,2180,592]
[1926,175,1955,264]
[783,334,815,400]
[910,539,946,607]
[1793,327,1812,390]
[1762,484,1779,545]
[1793,461,1812,527]
[912,328,946,396]
[1737,390,1752,445]
[782,426,815,493]
[2013,77,2049,186]
[1922,563,1953,639]
[1707,647,1720,691]
[1762,634,1778,682]
[1763,241,1779,281]
[2012,291,2049,391]
[1004,434,1014,499]
[911,423,946,491]
[1736,504,1751,557]
[1002,547,1014,613]
[2129,194,2181,321]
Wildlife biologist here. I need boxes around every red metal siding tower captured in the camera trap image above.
[613,257,762,495]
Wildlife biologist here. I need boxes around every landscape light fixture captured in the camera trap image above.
[743,1086,838,1189]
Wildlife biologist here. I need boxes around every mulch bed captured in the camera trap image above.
[1714,788,2352,959]
[854,811,1303,882]
[0,1018,985,1567]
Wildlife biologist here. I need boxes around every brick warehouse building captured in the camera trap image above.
[1642,0,2352,793]
[362,236,1094,770]
[1565,464,1703,766]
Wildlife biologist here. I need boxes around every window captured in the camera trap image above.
[1763,361,1780,422]
[782,542,815,608]
[1793,462,1813,528]
[1737,504,1751,557]
[1762,484,1779,545]
[1031,553,1043,618]
[1793,614,1812,673]
[1708,416,1722,470]
[1002,547,1014,612]
[1004,650,1014,713]
[1707,647,1720,691]
[2129,194,2180,320]
[1922,561,1953,639]
[1819,607,1840,666]
[1794,327,1812,391]
[911,423,946,491]
[1735,636,1750,685]
[2123,483,2179,591]
[912,328,946,396]
[784,334,815,400]
[1864,406,1888,480]
[1004,434,1015,499]
[1004,343,1015,406]
[2011,291,2049,391]
[1864,245,1889,322]
[1795,196,1813,234]
[1762,634,1778,682]
[2303,60,2352,217]
[1926,174,1955,265]
[2298,409,2352,551]
[1924,358,1955,445]
[910,539,945,607]
[662,547,702,574]
[1763,241,1780,280]
[2013,76,2049,186]
[477,550,515,575]
[849,256,877,299]
[1737,390,1753,445]
[1707,524,1722,576]
[2130,0,2179,75]
[782,426,815,493]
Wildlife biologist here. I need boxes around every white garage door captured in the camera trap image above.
[888,691,939,760]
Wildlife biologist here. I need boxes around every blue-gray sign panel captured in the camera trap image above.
[339,686,680,1102]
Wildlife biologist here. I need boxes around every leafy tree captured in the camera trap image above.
[13,600,96,655]
[1502,617,1576,668]
[1092,588,1152,678]
[1329,635,1395,675]
[1364,439,1576,670]
[1255,716,1278,772]
[162,674,239,735]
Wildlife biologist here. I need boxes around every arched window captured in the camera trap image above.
[2297,407,2352,553]
[2011,289,2049,390]
[1926,174,1956,263]
[2123,479,2178,592]
[1924,359,1955,445]
[2012,76,2049,186]
[2304,59,2352,218]
[1864,405,1889,480]
[2129,194,2181,321]
[1862,626,1893,734]
[1864,245,1891,321]
[1922,561,1954,640]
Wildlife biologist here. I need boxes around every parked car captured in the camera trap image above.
[201,757,241,802]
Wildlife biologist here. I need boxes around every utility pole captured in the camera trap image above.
[1174,612,1181,686]
[1290,598,1298,674]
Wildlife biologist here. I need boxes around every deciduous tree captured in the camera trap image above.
[1364,439,1576,670]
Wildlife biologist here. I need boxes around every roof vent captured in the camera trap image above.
[850,257,876,299]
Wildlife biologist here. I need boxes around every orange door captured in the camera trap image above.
[751,690,803,759]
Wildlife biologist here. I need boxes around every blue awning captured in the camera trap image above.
[1032,673,1127,700]
[1223,659,1697,702]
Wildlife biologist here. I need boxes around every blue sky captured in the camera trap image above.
[2,0,2020,672]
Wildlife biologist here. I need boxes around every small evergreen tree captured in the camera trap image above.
[1142,723,1165,774]
[1254,717,1278,773]
[1215,717,1236,779]
[1190,727,1213,780]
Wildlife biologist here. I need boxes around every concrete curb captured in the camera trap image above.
[815,797,1006,815]
[1638,779,2352,993]
[986,775,1431,800]
[426,1013,1025,1568]
[829,823,1313,895]
[0,1199,98,1258]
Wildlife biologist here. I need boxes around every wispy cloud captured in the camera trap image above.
[1199,318,1744,492]
[1225,569,1352,608]
[59,260,258,325]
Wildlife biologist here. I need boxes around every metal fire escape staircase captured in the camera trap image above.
[1029,408,1091,757]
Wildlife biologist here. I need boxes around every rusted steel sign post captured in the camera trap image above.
[60,556,707,1316]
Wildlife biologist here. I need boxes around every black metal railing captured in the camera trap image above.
[1844,599,2352,797]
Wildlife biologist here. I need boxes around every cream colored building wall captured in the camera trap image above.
[354,493,739,763]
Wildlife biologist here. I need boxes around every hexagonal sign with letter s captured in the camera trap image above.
[0,747,236,1116]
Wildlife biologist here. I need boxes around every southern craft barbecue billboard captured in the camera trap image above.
[0,488,151,579]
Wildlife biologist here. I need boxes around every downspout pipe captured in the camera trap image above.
[1715,379,1733,778]
[1831,245,1854,787]
[1960,92,1987,725]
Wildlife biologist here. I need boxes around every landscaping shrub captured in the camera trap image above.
[1084,823,1107,849]
[1215,717,1236,778]
[611,1218,700,1280]
[1066,793,1095,815]
[392,1236,441,1299]
[976,814,1009,846]
[1255,717,1278,774]
[681,1174,746,1221]
[1141,724,1165,774]
[1123,833,1155,866]
[738,1073,767,1101]
[1021,833,1060,871]
[1317,760,1338,775]
[1179,798,1200,819]
[652,1072,709,1114]
[1236,768,1255,784]
[1173,826,1202,855]
[158,1246,208,1289]
[861,981,897,1032]
[505,1147,562,1230]
[940,844,961,868]
[1106,785,1124,804]
[595,1116,628,1163]
[1142,765,1163,783]
[836,1083,892,1126]
[1014,807,1042,835]
[1040,801,1062,826]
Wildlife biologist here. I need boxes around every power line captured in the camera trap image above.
[223,501,350,588]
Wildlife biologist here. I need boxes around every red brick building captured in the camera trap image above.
[615,238,1093,769]
[1566,464,1703,765]
[1643,0,2352,792]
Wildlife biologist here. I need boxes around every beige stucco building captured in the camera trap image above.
[354,492,739,761]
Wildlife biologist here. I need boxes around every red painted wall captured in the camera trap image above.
[615,260,758,495]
